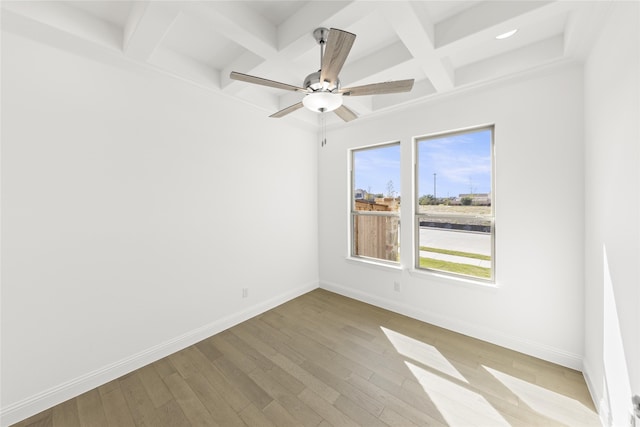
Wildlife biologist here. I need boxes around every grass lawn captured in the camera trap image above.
[419,246,491,261]
[419,257,491,279]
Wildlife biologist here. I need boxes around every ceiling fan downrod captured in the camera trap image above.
[313,27,329,66]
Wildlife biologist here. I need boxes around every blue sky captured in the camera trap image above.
[353,144,401,196]
[417,129,492,198]
[353,129,492,198]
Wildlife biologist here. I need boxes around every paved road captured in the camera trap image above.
[419,227,491,257]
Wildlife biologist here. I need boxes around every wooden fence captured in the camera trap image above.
[353,215,399,261]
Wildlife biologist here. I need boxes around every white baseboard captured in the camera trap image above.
[582,360,607,426]
[0,281,319,427]
[320,280,584,370]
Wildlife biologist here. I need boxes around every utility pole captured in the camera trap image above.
[433,173,437,201]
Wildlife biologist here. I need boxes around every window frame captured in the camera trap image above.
[349,141,402,266]
[413,125,495,283]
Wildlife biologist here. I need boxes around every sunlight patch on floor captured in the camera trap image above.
[406,361,510,426]
[484,366,599,426]
[381,327,467,383]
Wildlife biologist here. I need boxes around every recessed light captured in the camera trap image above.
[496,29,518,40]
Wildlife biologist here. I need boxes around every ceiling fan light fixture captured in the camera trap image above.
[303,92,343,113]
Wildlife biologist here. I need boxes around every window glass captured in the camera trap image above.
[416,127,494,280]
[351,143,401,263]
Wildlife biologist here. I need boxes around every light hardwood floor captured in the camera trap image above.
[12,289,599,426]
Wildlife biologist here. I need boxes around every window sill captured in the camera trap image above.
[345,256,403,272]
[408,268,499,290]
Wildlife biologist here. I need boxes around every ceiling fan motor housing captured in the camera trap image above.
[304,71,340,92]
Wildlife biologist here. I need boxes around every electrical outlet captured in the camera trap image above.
[242,288,248,298]
[393,281,401,292]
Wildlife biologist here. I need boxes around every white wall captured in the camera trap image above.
[583,2,640,425]
[319,63,586,369]
[0,31,318,425]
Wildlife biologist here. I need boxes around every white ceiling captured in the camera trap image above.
[1,1,609,125]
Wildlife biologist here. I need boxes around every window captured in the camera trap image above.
[415,127,494,281]
[351,143,401,264]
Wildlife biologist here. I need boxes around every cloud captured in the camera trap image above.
[354,145,401,195]
[417,131,492,195]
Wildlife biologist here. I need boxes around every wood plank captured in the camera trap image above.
[379,406,420,427]
[154,400,191,427]
[333,394,389,427]
[194,337,223,362]
[261,401,301,427]
[347,372,446,426]
[152,358,177,379]
[269,352,340,404]
[300,359,384,417]
[184,372,246,427]
[209,332,258,374]
[76,388,108,427]
[181,346,251,412]
[98,381,136,427]
[137,364,174,408]
[238,403,276,427]
[163,373,219,427]
[222,330,274,372]
[212,356,273,410]
[297,388,359,427]
[119,373,161,427]
[51,398,80,427]
[169,349,201,379]
[248,369,323,427]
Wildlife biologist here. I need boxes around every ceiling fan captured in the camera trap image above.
[230,27,415,122]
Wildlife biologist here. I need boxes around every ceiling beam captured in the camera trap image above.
[339,40,413,87]
[220,51,266,89]
[455,35,564,86]
[372,79,436,111]
[382,2,454,92]
[149,46,220,89]
[2,1,122,51]
[123,1,180,61]
[182,2,277,60]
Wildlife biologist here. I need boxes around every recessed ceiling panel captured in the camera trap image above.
[422,1,480,24]
[241,1,311,26]
[161,12,245,70]
[64,1,133,28]
[340,9,399,63]
[449,12,567,68]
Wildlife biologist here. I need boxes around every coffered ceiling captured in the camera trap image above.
[1,1,609,125]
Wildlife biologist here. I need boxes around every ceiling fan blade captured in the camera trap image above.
[270,102,304,118]
[320,28,356,87]
[334,105,358,122]
[230,71,306,93]
[341,79,415,96]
